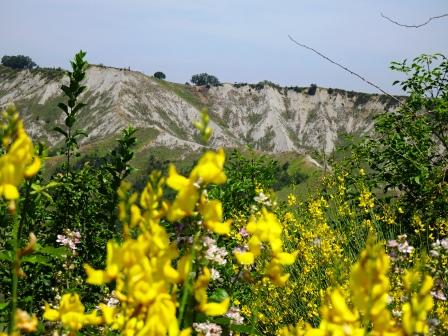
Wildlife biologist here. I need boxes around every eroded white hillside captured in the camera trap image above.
[0,65,397,154]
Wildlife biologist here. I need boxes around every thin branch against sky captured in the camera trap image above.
[288,35,400,102]
[381,12,448,28]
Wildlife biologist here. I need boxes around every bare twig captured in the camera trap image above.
[381,12,448,28]
[287,35,401,103]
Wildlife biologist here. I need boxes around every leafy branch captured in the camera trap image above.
[55,50,88,173]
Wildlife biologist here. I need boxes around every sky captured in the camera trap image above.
[1,0,447,94]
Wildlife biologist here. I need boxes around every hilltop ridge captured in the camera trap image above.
[0,64,400,158]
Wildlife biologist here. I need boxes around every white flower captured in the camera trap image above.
[254,192,272,207]
[210,268,222,282]
[398,241,414,254]
[387,240,399,248]
[431,290,447,301]
[203,236,228,265]
[226,306,244,325]
[193,322,222,336]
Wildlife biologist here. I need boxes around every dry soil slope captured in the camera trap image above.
[0,64,399,155]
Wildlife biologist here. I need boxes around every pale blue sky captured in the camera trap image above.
[1,1,447,94]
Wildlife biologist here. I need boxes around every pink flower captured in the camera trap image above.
[56,229,81,253]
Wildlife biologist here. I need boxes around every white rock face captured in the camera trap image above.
[0,65,398,154]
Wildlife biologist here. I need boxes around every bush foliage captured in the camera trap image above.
[191,73,221,86]
[1,55,37,70]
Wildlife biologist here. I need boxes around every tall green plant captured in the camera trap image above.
[106,126,137,191]
[54,50,88,172]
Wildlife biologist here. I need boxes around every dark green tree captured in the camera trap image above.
[191,73,220,86]
[153,71,166,80]
[1,55,36,69]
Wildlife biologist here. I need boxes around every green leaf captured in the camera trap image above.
[212,316,231,326]
[61,85,73,98]
[0,302,9,311]
[37,246,67,258]
[73,129,88,138]
[22,254,52,266]
[72,102,87,114]
[209,288,229,302]
[65,115,76,128]
[68,98,76,108]
[414,175,421,185]
[54,126,68,137]
[57,102,69,114]
[229,323,261,335]
[41,191,54,202]
[0,251,13,262]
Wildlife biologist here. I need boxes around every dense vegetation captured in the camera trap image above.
[191,73,221,86]
[1,55,37,70]
[154,72,166,80]
[0,51,447,336]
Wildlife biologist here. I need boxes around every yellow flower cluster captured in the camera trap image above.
[44,294,101,332]
[43,149,231,335]
[280,239,435,336]
[402,270,434,335]
[350,240,395,332]
[166,148,231,235]
[194,267,230,315]
[193,108,213,143]
[234,207,298,286]
[358,188,375,212]
[0,105,41,211]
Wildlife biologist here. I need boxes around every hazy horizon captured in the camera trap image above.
[1,1,447,95]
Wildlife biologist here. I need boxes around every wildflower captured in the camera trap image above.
[234,208,297,285]
[15,309,38,333]
[287,194,297,206]
[56,229,81,253]
[350,239,395,332]
[402,270,434,335]
[387,240,399,248]
[190,148,226,185]
[0,105,41,211]
[194,108,213,143]
[44,293,101,332]
[358,188,374,212]
[193,322,222,336]
[166,149,228,236]
[308,197,328,220]
[203,236,228,265]
[199,198,231,235]
[226,306,244,325]
[239,227,249,237]
[254,191,272,207]
[431,290,447,301]
[166,164,199,222]
[194,267,230,316]
[210,268,222,282]
[398,241,414,254]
